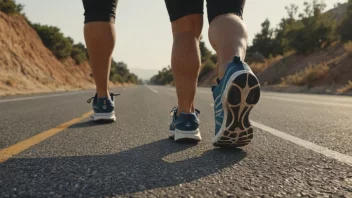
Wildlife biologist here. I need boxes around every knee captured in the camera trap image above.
[83,0,118,24]
[171,14,203,39]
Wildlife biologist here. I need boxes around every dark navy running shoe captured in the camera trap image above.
[87,92,120,122]
[212,56,260,147]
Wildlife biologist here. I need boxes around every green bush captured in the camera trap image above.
[290,11,337,54]
[110,73,124,83]
[126,73,138,84]
[32,24,73,59]
[109,59,141,84]
[249,1,338,56]
[199,38,212,63]
[0,0,23,15]
[339,0,352,42]
[198,60,216,81]
[71,43,88,65]
[150,66,173,85]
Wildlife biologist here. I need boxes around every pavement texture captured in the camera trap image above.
[0,86,352,197]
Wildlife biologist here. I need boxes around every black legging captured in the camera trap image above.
[82,0,118,24]
[165,0,246,23]
[82,0,245,24]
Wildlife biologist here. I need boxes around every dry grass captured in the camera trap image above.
[344,42,352,57]
[250,55,283,74]
[337,80,352,94]
[281,62,329,86]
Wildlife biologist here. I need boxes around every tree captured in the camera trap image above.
[251,19,275,58]
[285,4,299,20]
[149,65,173,85]
[32,24,73,59]
[290,0,337,54]
[109,59,140,84]
[0,0,23,15]
[199,37,212,63]
[339,0,352,42]
[198,60,216,81]
[71,43,88,65]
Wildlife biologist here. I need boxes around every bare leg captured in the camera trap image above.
[84,22,116,98]
[208,14,248,79]
[171,14,203,115]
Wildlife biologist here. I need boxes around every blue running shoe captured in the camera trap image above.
[87,93,121,122]
[212,56,260,147]
[169,107,201,142]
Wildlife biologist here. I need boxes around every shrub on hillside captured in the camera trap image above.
[339,0,352,42]
[200,38,212,63]
[289,1,337,54]
[71,43,88,65]
[198,60,216,81]
[110,73,124,83]
[344,41,352,57]
[0,0,23,14]
[109,59,141,84]
[32,24,73,59]
[150,66,173,85]
[281,62,329,86]
[337,80,352,93]
[249,1,338,57]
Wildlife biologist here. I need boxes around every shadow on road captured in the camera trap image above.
[0,139,246,197]
[69,119,115,128]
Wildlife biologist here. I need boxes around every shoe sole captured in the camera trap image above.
[174,129,201,142]
[169,130,175,139]
[213,71,260,148]
[93,112,116,122]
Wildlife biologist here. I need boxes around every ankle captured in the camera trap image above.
[97,91,110,98]
[176,107,195,116]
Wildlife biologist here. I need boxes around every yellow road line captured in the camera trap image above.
[0,111,93,163]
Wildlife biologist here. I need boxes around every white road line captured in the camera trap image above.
[251,120,352,167]
[0,91,87,103]
[146,86,158,93]
[261,96,352,108]
[208,102,352,166]
[201,90,352,107]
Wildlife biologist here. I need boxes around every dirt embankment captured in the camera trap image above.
[199,43,352,95]
[0,12,97,96]
[258,43,352,95]
[199,3,352,96]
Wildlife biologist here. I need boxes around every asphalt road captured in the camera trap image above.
[0,86,352,197]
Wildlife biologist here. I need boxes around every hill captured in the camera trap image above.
[0,0,141,96]
[0,11,97,96]
[199,2,352,95]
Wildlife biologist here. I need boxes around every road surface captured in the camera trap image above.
[0,86,352,197]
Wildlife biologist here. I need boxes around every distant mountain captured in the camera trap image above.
[129,68,159,80]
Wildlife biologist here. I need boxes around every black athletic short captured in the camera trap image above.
[83,0,118,24]
[165,0,246,23]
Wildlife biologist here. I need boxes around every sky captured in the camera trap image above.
[17,0,343,71]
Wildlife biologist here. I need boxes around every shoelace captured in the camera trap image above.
[87,93,121,103]
[170,106,200,117]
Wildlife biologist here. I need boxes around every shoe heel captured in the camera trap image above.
[214,72,260,148]
[174,129,201,142]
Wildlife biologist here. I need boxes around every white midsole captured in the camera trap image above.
[212,70,253,143]
[175,129,201,141]
[93,112,116,121]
